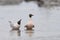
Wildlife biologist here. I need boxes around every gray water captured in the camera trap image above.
[0,1,60,40]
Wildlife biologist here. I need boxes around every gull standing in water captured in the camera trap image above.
[9,19,22,30]
[25,14,34,30]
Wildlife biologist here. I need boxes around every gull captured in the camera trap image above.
[9,19,22,30]
[25,14,34,30]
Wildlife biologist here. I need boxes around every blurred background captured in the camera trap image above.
[0,0,60,7]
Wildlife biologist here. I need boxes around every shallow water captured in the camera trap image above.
[0,1,60,40]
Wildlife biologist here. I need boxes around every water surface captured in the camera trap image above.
[0,1,60,40]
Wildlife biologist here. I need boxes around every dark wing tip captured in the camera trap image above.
[17,19,22,25]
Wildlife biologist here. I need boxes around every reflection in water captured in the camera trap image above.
[25,29,34,37]
[10,29,21,36]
